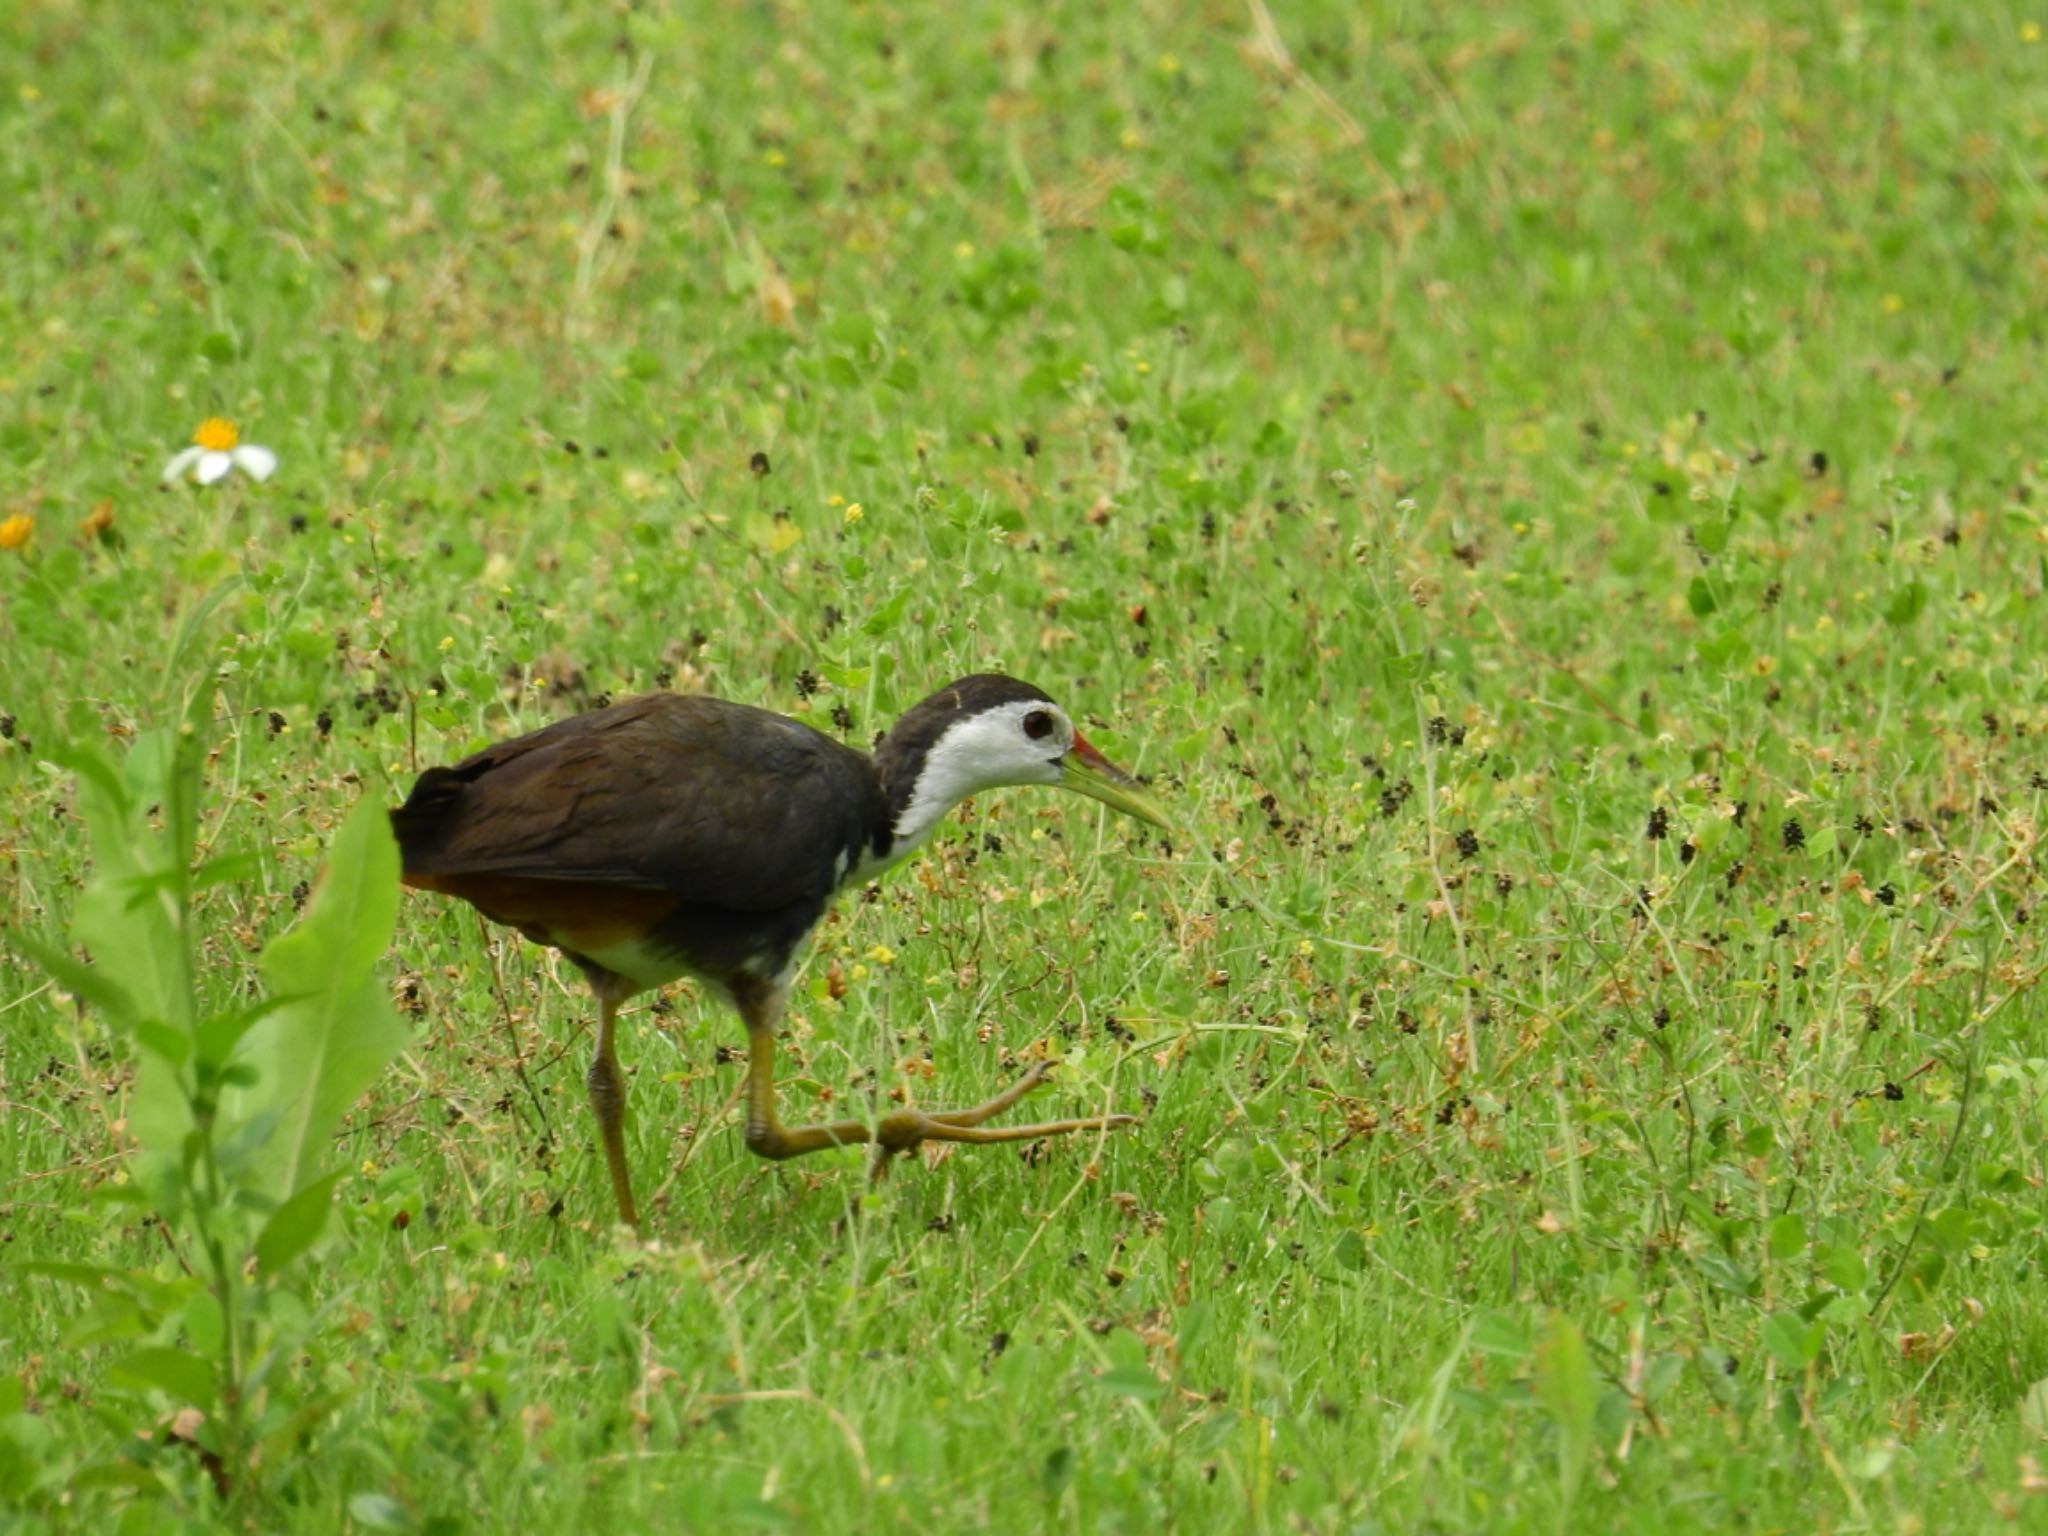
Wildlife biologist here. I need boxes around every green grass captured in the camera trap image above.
[6,0,2048,1528]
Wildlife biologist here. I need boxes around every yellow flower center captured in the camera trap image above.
[193,417,240,452]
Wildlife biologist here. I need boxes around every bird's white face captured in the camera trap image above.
[884,697,1165,869]
[921,699,1074,798]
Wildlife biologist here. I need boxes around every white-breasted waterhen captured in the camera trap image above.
[391,673,1167,1228]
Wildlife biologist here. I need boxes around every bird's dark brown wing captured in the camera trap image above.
[392,694,882,914]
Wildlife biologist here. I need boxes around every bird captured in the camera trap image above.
[391,673,1168,1228]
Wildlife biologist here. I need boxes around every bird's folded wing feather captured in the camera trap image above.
[392,696,877,913]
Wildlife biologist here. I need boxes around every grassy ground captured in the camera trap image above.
[5,0,2048,1528]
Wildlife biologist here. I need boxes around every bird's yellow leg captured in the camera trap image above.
[585,987,641,1228]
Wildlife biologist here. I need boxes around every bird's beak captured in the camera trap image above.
[1061,732,1170,828]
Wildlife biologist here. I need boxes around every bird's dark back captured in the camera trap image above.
[391,693,886,914]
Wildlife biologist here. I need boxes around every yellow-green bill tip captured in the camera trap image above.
[1062,736,1170,828]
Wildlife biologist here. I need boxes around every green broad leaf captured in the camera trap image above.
[1761,1311,1822,1370]
[191,851,263,891]
[7,1260,130,1288]
[133,1018,192,1069]
[1470,1309,1532,1359]
[1040,1446,1076,1497]
[1767,1212,1807,1261]
[1096,1365,1167,1401]
[230,798,408,1202]
[63,1291,151,1351]
[66,732,206,1173]
[130,721,207,876]
[861,587,912,637]
[49,744,131,815]
[1381,649,1427,685]
[64,1460,169,1496]
[823,312,880,350]
[2019,1378,2048,1441]
[1927,1206,1973,1254]
[260,1389,354,1470]
[1687,576,1718,618]
[6,931,139,1027]
[1695,624,1751,670]
[348,1491,414,1532]
[195,996,296,1070]
[183,1289,226,1359]
[1449,1384,1502,1417]
[109,1346,219,1409]
[1884,580,1927,627]
[255,1168,348,1275]
[1644,1353,1685,1402]
[1533,1311,1596,1501]
[1331,1230,1368,1271]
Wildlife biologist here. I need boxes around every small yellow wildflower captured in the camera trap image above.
[1881,293,1904,315]
[844,502,864,525]
[0,513,32,552]
[162,417,277,485]
[2023,21,2041,42]
[866,944,897,966]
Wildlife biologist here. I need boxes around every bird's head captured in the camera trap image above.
[879,675,1168,842]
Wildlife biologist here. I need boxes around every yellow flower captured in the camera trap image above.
[866,944,897,966]
[0,513,32,552]
[844,502,864,525]
[163,417,277,485]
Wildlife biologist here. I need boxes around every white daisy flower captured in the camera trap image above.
[162,417,278,485]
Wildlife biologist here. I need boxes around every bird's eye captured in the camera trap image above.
[1022,709,1055,740]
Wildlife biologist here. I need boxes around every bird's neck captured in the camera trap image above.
[861,729,989,879]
